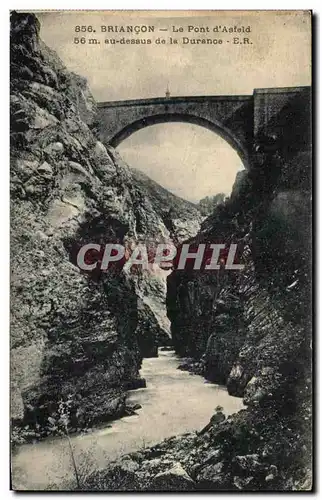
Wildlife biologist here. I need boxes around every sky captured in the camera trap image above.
[35,10,311,202]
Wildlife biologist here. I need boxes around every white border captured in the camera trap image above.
[5,1,316,10]
[2,2,319,499]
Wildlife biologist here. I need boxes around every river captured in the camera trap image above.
[11,350,244,490]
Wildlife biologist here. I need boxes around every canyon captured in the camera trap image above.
[10,12,312,491]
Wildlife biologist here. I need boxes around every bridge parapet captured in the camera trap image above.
[97,95,253,108]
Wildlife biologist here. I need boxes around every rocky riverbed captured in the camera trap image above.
[11,350,244,490]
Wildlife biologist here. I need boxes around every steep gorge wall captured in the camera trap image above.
[92,89,312,492]
[168,86,311,403]
[10,12,201,438]
[162,88,312,488]
[10,12,141,433]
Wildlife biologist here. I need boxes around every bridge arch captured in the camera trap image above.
[97,89,310,173]
[107,113,249,168]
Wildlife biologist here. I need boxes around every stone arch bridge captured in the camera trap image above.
[97,87,311,168]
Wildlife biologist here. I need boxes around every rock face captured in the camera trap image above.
[87,79,311,491]
[168,87,312,402]
[10,12,202,438]
[164,89,312,488]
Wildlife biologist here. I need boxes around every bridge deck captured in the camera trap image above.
[97,95,253,108]
[97,87,310,108]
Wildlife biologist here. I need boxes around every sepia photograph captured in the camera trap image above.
[10,9,312,491]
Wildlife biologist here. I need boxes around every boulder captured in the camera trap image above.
[233,475,255,490]
[149,463,195,491]
[37,161,53,177]
[44,141,64,156]
[196,462,229,490]
[119,459,140,473]
[202,448,222,465]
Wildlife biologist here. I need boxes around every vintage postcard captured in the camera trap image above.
[10,10,312,491]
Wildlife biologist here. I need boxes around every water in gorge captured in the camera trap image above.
[12,350,244,490]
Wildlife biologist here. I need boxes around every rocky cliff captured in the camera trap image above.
[163,87,312,489]
[168,86,312,400]
[10,12,201,439]
[87,89,312,490]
